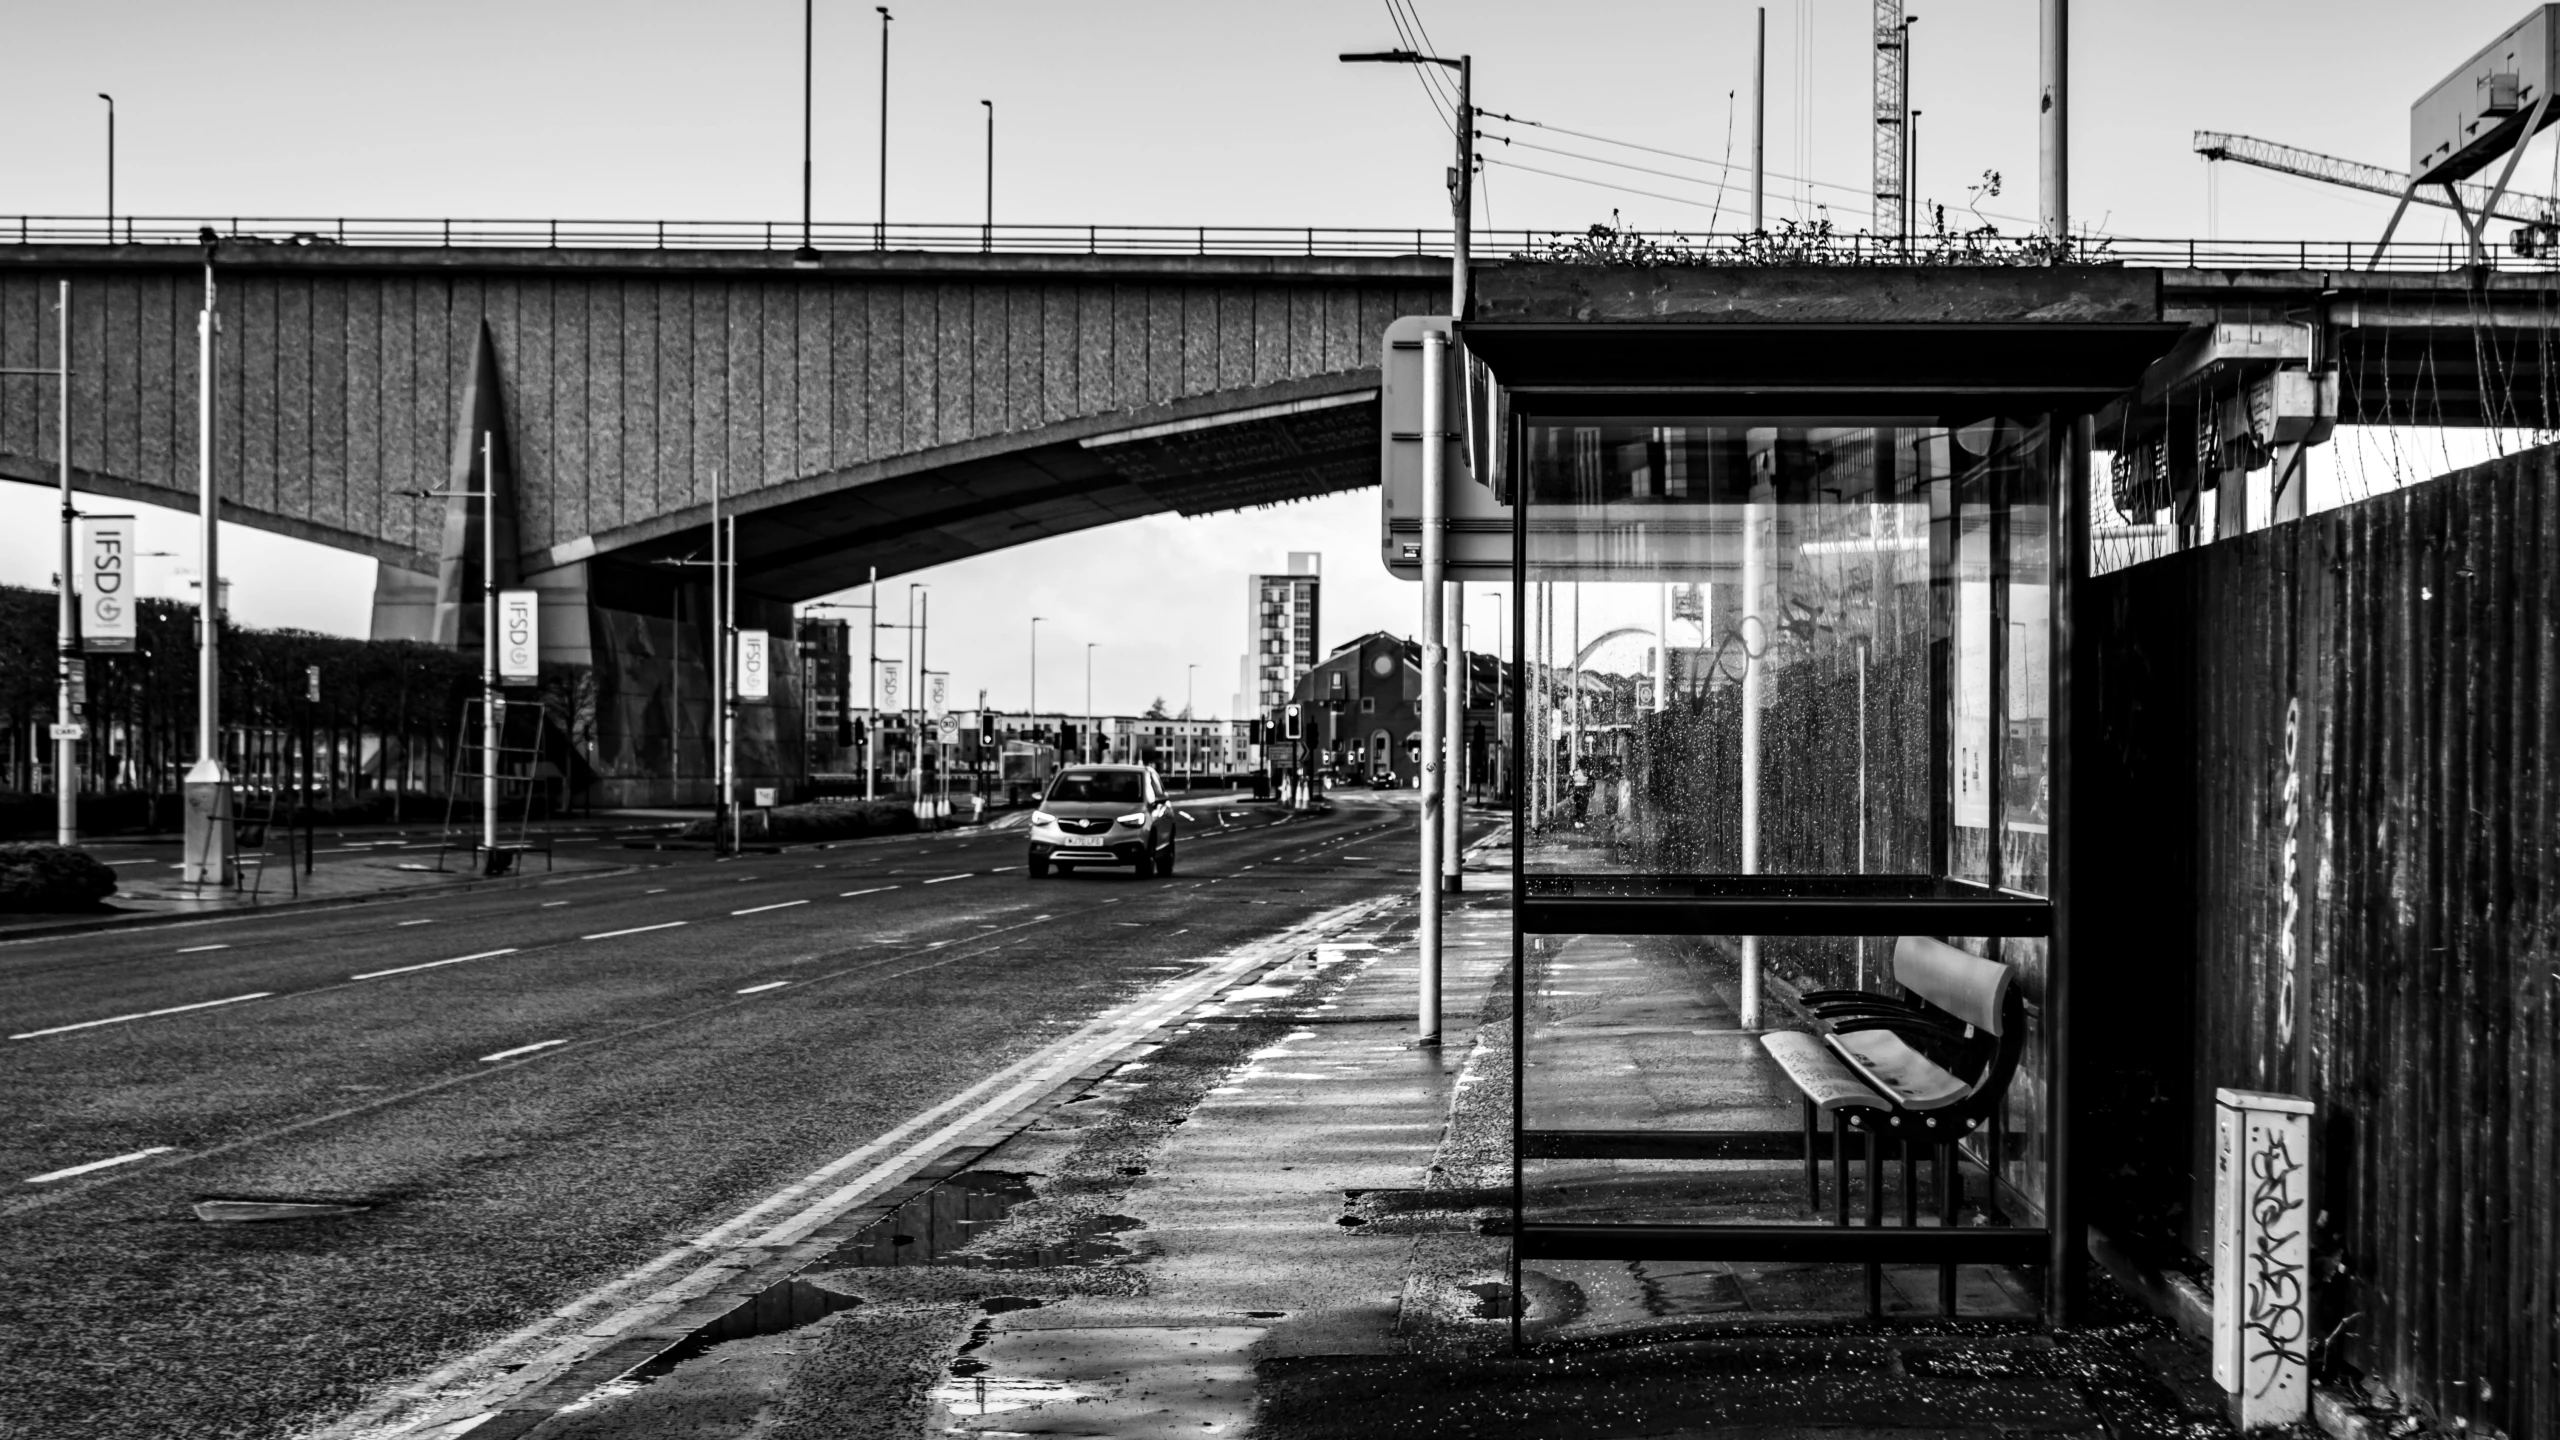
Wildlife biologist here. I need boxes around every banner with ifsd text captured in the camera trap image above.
[80,516,137,653]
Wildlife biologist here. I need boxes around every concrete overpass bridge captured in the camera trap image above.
[7,219,2556,799]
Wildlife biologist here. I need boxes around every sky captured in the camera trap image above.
[2,0,2548,714]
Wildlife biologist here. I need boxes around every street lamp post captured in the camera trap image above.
[1085,642,1096,765]
[1029,614,1043,731]
[980,99,994,252]
[796,0,820,262]
[182,237,231,885]
[98,95,114,243]
[1185,662,1196,788]
[908,583,928,804]
[875,6,893,249]
[397,431,505,874]
[1341,44,1471,1045]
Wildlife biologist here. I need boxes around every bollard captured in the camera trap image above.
[2210,1088,2314,1431]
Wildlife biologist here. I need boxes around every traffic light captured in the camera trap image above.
[851,717,867,747]
[1059,722,1078,752]
[836,710,854,747]
[1248,718,1266,745]
[1284,704,1301,740]
[979,711,997,743]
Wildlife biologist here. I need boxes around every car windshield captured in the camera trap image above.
[1047,770,1144,805]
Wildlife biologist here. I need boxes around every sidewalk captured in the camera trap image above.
[523,873,2230,1440]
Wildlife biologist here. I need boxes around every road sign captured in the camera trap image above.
[753,786,778,808]
[937,717,958,744]
[78,516,137,653]
[498,590,540,680]
[49,722,85,742]
[1380,314,1510,580]
[737,629,770,699]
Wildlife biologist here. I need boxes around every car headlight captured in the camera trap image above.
[1032,811,1056,826]
[1115,811,1147,826]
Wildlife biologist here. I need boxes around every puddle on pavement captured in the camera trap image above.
[931,1373,1096,1417]
[819,1169,1138,1270]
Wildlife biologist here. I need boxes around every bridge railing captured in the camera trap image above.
[8,216,2557,273]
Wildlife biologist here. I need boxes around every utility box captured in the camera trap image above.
[2211,1088,2316,1431]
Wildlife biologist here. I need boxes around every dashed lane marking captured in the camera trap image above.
[732,900,810,916]
[396,919,435,927]
[352,949,519,982]
[25,1147,176,1184]
[582,921,687,941]
[480,1039,568,1063]
[10,991,275,1040]
[176,944,229,954]
[540,901,569,908]
[922,874,972,885]
[735,981,790,995]
[840,887,899,898]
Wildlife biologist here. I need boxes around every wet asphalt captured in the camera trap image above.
[0,797,1443,1440]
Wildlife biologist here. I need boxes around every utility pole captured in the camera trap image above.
[183,238,232,886]
[981,99,995,252]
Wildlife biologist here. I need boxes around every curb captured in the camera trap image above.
[0,861,646,945]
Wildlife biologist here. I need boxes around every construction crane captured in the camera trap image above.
[2193,130,2558,227]
[1873,0,1910,241]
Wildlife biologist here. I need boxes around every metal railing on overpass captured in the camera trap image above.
[9,215,2559,273]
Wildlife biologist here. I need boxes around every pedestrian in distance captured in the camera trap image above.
[1570,759,1595,828]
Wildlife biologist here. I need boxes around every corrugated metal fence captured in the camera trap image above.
[2083,447,2560,1437]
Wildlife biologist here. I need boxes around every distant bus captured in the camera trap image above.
[999,741,1057,805]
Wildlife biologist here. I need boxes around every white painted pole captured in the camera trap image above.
[1740,466,1768,1030]
[725,514,740,851]
[183,248,232,887]
[2040,0,2068,240]
[1443,578,1465,891]
[1418,327,1448,1044]
[480,431,500,868]
[1752,9,1767,233]
[865,564,878,801]
[711,472,726,849]
[54,282,75,846]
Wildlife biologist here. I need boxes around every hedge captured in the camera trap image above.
[0,844,120,912]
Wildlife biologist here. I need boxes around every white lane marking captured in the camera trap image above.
[841,886,899,898]
[1178,810,1196,821]
[25,1147,176,1184]
[352,949,519,982]
[645,888,668,895]
[988,865,1018,872]
[582,922,687,941]
[176,944,230,954]
[479,1039,568,1063]
[921,874,971,885]
[731,900,809,916]
[396,919,436,927]
[540,901,569,908]
[10,992,275,1041]
[735,981,790,994]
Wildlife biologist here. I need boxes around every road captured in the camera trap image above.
[0,795,1456,1440]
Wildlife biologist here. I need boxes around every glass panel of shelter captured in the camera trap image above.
[1508,417,2058,1330]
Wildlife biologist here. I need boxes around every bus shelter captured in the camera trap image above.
[1461,265,2181,1338]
